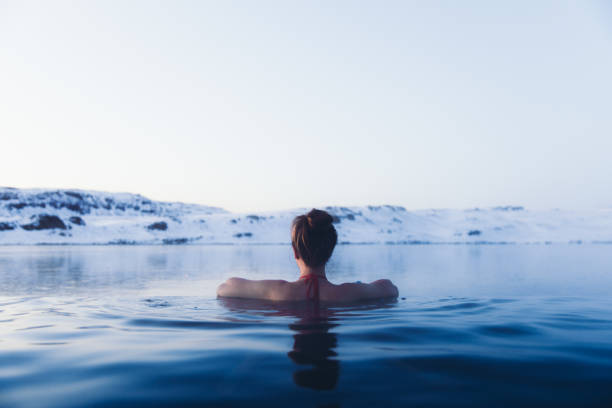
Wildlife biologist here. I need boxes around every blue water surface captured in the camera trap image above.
[1,244,611,407]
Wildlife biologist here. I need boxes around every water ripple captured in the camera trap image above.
[127,318,269,330]
[16,324,54,331]
[477,324,538,337]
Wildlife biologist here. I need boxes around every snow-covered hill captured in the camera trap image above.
[1,187,611,245]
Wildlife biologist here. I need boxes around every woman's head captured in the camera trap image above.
[291,209,338,268]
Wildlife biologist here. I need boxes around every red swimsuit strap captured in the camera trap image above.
[299,274,326,300]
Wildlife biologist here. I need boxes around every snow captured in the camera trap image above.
[1,187,611,245]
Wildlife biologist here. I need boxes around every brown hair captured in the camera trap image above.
[291,209,338,268]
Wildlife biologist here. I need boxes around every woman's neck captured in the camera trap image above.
[298,264,326,279]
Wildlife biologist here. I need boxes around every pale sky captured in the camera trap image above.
[1,1,611,212]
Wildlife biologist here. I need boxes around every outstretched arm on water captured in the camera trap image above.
[338,279,399,301]
[216,277,288,300]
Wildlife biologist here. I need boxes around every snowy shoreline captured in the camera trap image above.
[1,187,611,245]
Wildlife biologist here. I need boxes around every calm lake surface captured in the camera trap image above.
[1,244,612,407]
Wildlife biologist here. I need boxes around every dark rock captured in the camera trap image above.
[368,205,406,212]
[47,195,87,214]
[101,198,112,210]
[64,191,83,200]
[8,203,27,210]
[65,203,84,213]
[329,212,357,223]
[0,190,149,215]
[147,221,168,231]
[69,216,86,226]
[7,202,46,210]
[494,206,524,211]
[21,214,67,231]
[230,219,238,224]
[468,230,482,236]
[163,238,188,245]
[0,192,18,201]
[0,222,15,231]
[233,232,253,238]
[108,239,137,245]
[246,215,260,222]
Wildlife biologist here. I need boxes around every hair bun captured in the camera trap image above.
[291,208,338,267]
[306,209,333,230]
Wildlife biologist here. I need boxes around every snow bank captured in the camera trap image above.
[1,188,610,245]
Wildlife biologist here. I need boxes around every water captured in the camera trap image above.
[1,244,612,407]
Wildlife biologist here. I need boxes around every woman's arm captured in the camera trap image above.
[338,279,399,301]
[216,277,287,300]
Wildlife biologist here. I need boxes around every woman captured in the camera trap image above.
[216,209,399,302]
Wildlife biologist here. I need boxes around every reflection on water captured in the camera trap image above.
[219,298,341,390]
[288,310,339,390]
[219,298,396,391]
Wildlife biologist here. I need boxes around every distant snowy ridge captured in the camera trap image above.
[1,187,611,245]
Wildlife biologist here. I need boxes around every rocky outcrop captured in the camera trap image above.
[147,221,168,231]
[69,216,86,226]
[0,222,16,231]
[21,214,67,231]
